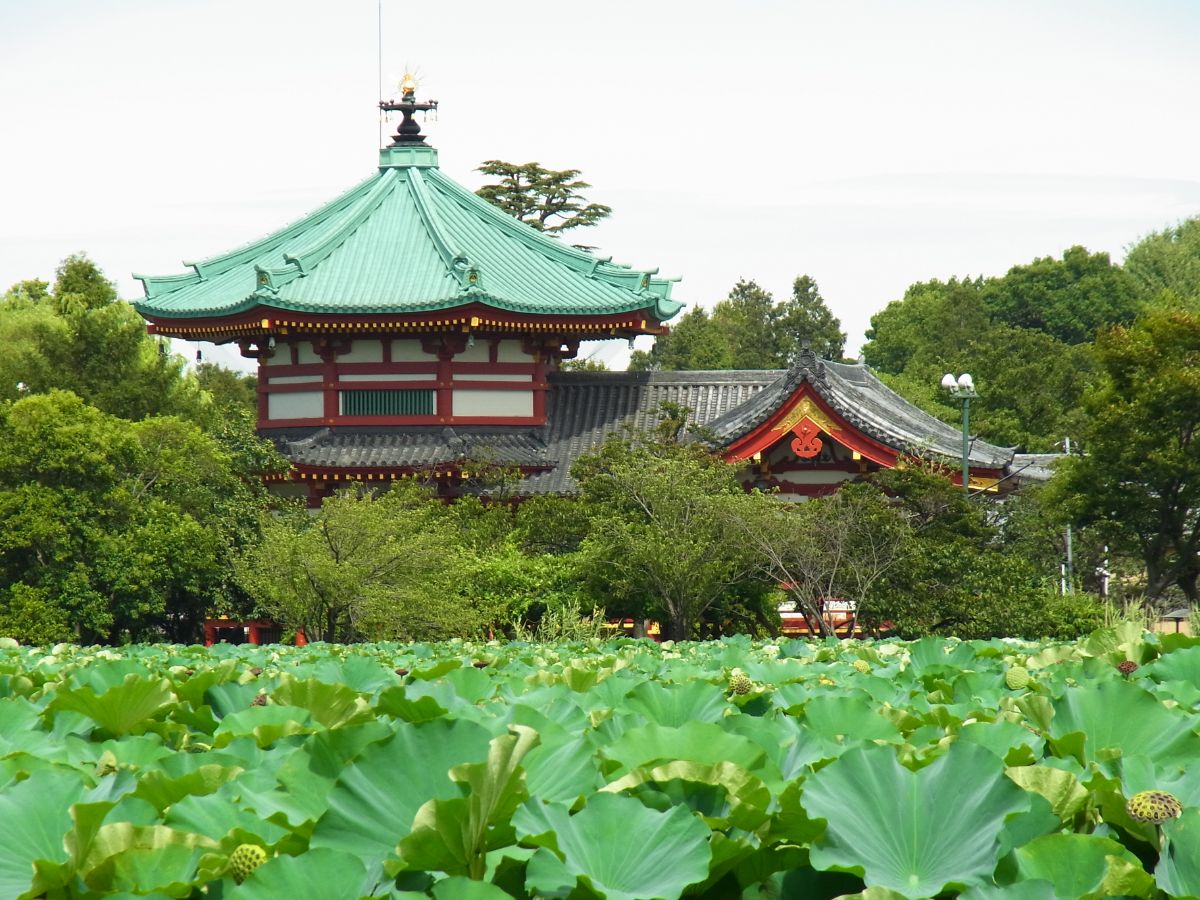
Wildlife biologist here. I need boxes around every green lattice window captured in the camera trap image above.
[340,389,434,416]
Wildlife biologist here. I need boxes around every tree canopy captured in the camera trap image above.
[630,276,845,372]
[570,431,772,641]
[860,247,1140,451]
[1123,217,1200,308]
[0,255,205,420]
[236,482,481,643]
[475,161,611,234]
[0,391,284,643]
[1046,309,1200,604]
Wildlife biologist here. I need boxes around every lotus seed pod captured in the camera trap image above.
[729,672,753,695]
[1126,790,1182,824]
[852,659,871,674]
[1005,666,1031,690]
[228,843,268,884]
[1117,660,1139,676]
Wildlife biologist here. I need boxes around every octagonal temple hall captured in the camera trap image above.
[135,87,1045,506]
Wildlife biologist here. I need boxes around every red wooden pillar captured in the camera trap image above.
[436,348,453,421]
[532,356,549,423]
[322,348,338,424]
[306,481,324,509]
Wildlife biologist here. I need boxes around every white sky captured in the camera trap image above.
[2,0,1199,371]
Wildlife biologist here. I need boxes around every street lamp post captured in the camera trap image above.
[940,373,978,495]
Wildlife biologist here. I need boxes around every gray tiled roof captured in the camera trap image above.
[525,370,778,493]
[264,361,1021,494]
[1010,453,1063,482]
[263,426,554,470]
[706,350,1014,468]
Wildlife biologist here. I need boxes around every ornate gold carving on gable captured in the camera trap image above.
[772,397,838,437]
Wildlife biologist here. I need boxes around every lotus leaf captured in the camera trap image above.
[1011,833,1153,899]
[517,792,711,900]
[799,693,904,744]
[212,704,317,749]
[1147,644,1200,687]
[75,824,217,894]
[623,679,730,727]
[522,735,603,804]
[396,725,538,878]
[0,768,92,898]
[311,718,492,880]
[603,721,772,780]
[429,876,513,898]
[270,678,373,730]
[1048,679,1200,768]
[232,847,370,899]
[376,686,449,724]
[1005,765,1090,821]
[802,741,1030,898]
[50,675,175,736]
[1158,808,1200,899]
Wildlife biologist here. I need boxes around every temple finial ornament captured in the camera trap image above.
[788,340,829,388]
[380,73,438,146]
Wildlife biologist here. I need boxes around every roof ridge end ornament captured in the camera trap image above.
[788,340,829,389]
[380,73,438,147]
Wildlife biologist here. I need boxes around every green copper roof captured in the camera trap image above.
[134,145,682,323]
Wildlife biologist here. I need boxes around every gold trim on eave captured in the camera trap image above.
[772,397,838,436]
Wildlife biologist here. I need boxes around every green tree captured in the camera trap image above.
[637,276,847,372]
[559,357,609,372]
[195,362,258,415]
[863,277,989,376]
[628,307,730,372]
[735,482,911,637]
[1123,218,1200,308]
[475,161,612,234]
[1,255,203,420]
[709,280,787,369]
[867,464,1101,638]
[863,272,1102,451]
[0,391,277,643]
[779,275,846,361]
[1046,309,1200,603]
[236,482,479,642]
[571,433,771,641]
[979,246,1140,345]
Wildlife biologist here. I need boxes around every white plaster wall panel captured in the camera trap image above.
[453,389,533,418]
[391,340,426,361]
[774,471,854,485]
[267,375,323,385]
[455,341,490,363]
[453,373,533,382]
[339,340,384,363]
[296,343,322,364]
[339,373,433,382]
[268,391,323,419]
[496,340,530,363]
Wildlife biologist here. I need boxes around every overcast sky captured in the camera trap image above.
[3,1,1198,371]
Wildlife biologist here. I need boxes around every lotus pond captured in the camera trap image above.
[2,626,1200,899]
